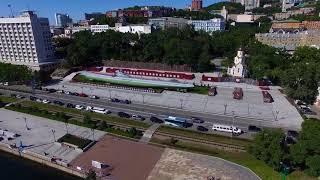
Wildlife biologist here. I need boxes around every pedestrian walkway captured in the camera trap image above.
[140,124,161,143]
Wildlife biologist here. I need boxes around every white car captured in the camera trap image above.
[89,95,99,99]
[75,105,85,110]
[65,91,71,95]
[57,90,64,94]
[36,98,42,103]
[42,99,50,104]
[15,95,24,99]
[4,82,9,86]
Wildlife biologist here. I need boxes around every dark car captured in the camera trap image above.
[111,98,120,103]
[72,92,79,96]
[48,89,56,93]
[150,116,164,124]
[191,117,204,123]
[118,112,131,118]
[197,126,208,132]
[66,103,75,108]
[10,94,16,97]
[248,125,262,132]
[53,100,64,106]
[79,93,88,97]
[120,99,131,104]
[29,96,37,101]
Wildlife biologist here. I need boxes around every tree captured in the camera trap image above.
[85,169,96,180]
[290,119,320,176]
[83,113,93,125]
[249,129,287,170]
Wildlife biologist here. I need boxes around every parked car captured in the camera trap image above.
[118,112,131,118]
[150,116,164,124]
[42,99,50,104]
[79,93,88,97]
[29,96,37,101]
[3,82,9,86]
[66,103,75,108]
[48,89,56,93]
[15,95,25,99]
[75,105,85,110]
[111,98,120,103]
[286,130,299,144]
[36,98,42,103]
[191,117,204,123]
[53,100,64,106]
[248,125,262,132]
[197,126,208,132]
[131,114,145,121]
[89,95,99,99]
[120,99,131,104]
[57,90,64,94]
[64,91,71,95]
[72,92,79,96]
[10,94,16,97]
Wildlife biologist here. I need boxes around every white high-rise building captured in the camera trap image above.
[0,11,56,70]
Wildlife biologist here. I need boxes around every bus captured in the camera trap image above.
[86,106,111,114]
[164,116,188,128]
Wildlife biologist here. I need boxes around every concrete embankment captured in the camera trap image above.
[0,142,86,179]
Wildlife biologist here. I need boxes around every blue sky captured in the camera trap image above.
[0,0,221,24]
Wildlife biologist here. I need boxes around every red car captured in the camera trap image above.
[79,93,88,97]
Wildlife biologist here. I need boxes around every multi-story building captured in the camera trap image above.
[148,17,189,30]
[191,0,203,11]
[188,18,225,33]
[114,23,151,35]
[0,11,56,70]
[106,6,174,18]
[54,13,72,27]
[64,26,90,38]
[274,7,315,20]
[255,31,320,52]
[90,25,110,33]
[231,0,260,10]
[270,20,320,33]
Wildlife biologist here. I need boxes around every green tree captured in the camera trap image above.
[249,129,287,170]
[290,119,320,176]
[83,113,93,125]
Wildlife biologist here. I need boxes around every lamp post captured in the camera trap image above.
[224,104,227,115]
[91,128,95,141]
[51,129,56,142]
[275,110,279,121]
[180,98,183,109]
[23,117,30,130]
[231,111,235,139]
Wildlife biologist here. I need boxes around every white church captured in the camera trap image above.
[227,49,247,78]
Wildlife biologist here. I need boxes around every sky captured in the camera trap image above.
[0,0,221,25]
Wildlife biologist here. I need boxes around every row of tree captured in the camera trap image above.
[0,62,32,83]
[249,119,320,177]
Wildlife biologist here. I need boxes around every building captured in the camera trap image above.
[274,7,315,20]
[148,17,189,30]
[227,13,265,23]
[231,0,260,11]
[64,26,90,38]
[54,13,72,27]
[114,23,151,35]
[270,20,320,33]
[255,31,320,51]
[84,13,105,21]
[188,18,225,33]
[191,0,203,11]
[106,7,175,18]
[227,49,247,78]
[90,25,110,33]
[0,11,56,70]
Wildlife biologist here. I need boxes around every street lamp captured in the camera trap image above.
[23,117,30,130]
[231,111,235,139]
[142,94,145,104]
[91,128,95,141]
[65,122,69,134]
[51,129,56,142]
[224,104,228,115]
[180,98,183,109]
[275,110,280,121]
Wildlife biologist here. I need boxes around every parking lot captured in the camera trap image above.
[0,108,105,164]
[44,74,303,130]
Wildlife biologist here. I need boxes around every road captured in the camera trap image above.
[0,88,284,139]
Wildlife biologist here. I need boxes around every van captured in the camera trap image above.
[212,124,242,134]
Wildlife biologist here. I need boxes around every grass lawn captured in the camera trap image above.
[58,134,92,149]
[189,86,209,95]
[157,126,251,147]
[20,100,150,129]
[0,96,17,103]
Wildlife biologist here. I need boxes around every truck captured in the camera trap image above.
[233,87,243,100]
[262,91,273,103]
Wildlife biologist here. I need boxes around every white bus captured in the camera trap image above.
[212,124,242,134]
[86,106,110,114]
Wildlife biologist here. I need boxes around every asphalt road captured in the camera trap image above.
[0,88,280,138]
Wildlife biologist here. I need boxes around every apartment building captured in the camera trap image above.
[0,11,56,70]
